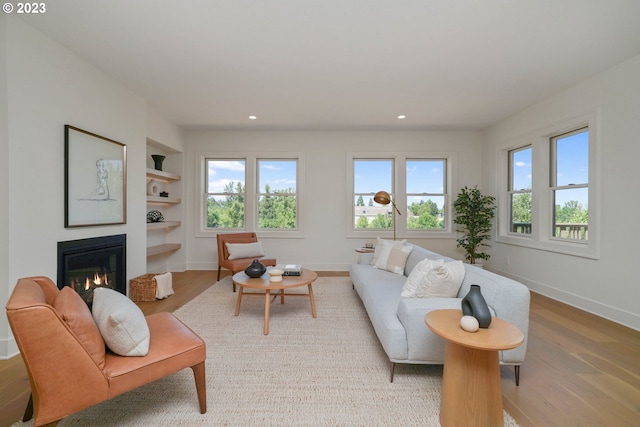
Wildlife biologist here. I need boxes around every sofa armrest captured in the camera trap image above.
[357,252,374,265]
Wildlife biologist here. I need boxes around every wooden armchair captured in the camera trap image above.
[5,276,206,426]
[216,232,276,291]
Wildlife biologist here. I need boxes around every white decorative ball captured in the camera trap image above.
[460,315,479,332]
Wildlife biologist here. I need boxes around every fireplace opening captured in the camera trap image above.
[57,234,126,306]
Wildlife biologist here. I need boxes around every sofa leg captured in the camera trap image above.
[390,362,395,382]
[515,365,520,386]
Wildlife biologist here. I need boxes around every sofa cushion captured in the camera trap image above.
[373,239,412,275]
[414,259,465,298]
[92,287,150,356]
[226,241,265,260]
[53,286,106,369]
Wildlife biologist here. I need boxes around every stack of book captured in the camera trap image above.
[277,264,302,276]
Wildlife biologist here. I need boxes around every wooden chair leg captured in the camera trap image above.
[217,267,222,281]
[22,393,33,421]
[191,361,207,414]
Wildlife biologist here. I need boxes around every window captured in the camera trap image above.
[350,153,454,238]
[551,128,589,241]
[200,154,302,236]
[508,146,532,235]
[498,112,598,258]
[406,159,446,230]
[257,159,297,230]
[353,159,394,230]
[205,159,245,229]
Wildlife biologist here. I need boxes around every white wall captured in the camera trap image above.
[0,16,11,359]
[0,16,149,358]
[184,130,483,272]
[483,54,640,330]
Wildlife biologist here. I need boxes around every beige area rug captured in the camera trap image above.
[15,277,520,426]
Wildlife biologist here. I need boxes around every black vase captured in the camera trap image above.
[151,154,166,171]
[461,284,492,328]
[244,259,266,278]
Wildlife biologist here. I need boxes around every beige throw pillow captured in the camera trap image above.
[373,239,412,275]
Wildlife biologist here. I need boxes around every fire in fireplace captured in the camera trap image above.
[57,234,126,306]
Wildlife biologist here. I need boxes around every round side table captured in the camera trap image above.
[426,309,524,427]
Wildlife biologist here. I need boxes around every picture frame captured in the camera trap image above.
[65,125,127,227]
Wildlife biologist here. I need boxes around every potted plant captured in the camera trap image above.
[453,186,496,264]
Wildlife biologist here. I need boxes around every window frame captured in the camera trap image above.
[197,152,305,238]
[497,111,600,259]
[346,151,456,239]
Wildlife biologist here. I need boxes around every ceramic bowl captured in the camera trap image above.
[268,268,284,282]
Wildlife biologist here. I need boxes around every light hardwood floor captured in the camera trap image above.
[1,270,639,427]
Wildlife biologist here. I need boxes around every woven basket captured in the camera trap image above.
[129,274,157,302]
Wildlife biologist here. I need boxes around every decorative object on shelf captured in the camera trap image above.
[460,315,480,332]
[373,190,402,240]
[461,284,492,328]
[268,268,284,282]
[146,210,164,223]
[244,259,267,278]
[147,180,160,196]
[159,191,169,197]
[64,125,127,228]
[151,154,166,171]
[453,186,496,264]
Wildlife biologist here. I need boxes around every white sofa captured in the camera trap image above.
[349,243,530,383]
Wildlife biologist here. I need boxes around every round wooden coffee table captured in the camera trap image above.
[232,268,318,335]
[425,309,524,427]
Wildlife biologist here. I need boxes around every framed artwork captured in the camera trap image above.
[65,125,127,227]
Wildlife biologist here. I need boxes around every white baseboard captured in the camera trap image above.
[489,266,640,332]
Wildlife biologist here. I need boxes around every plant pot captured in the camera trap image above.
[461,284,492,328]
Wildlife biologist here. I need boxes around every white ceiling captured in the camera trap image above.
[19,0,640,131]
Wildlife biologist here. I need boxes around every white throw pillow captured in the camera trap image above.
[402,258,438,297]
[414,260,466,298]
[92,287,150,356]
[373,239,412,275]
[226,242,265,260]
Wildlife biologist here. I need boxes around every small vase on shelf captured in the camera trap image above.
[461,284,492,328]
[151,154,166,171]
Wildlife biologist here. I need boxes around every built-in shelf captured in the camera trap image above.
[147,243,181,257]
[147,196,181,204]
[147,220,181,230]
[146,168,181,182]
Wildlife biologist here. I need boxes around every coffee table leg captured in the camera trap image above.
[308,283,317,318]
[234,285,243,316]
[264,289,271,335]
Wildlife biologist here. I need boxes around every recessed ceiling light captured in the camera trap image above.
[249,115,257,120]
[397,115,406,120]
